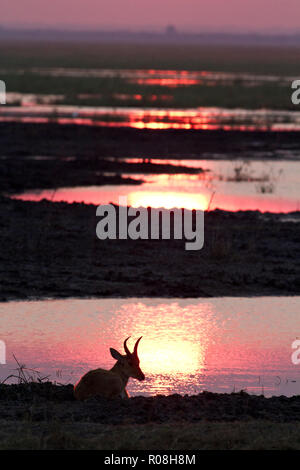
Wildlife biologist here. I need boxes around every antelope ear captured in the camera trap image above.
[110,348,123,361]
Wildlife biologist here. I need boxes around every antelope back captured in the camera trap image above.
[74,367,124,400]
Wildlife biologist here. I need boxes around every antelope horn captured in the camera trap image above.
[123,336,131,356]
[133,336,143,358]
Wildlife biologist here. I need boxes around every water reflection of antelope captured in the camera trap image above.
[74,337,145,400]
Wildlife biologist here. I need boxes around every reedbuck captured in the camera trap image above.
[74,337,145,400]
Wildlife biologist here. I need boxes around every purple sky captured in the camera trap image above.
[1,0,300,32]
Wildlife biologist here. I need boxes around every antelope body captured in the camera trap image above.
[74,337,145,400]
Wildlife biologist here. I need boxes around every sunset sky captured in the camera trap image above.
[1,0,300,32]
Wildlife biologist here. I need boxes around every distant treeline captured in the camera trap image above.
[1,27,300,46]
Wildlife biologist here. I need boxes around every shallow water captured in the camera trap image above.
[2,105,300,131]
[2,66,298,129]
[13,159,300,213]
[0,297,299,397]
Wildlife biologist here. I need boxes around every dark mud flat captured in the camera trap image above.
[1,383,300,450]
[0,196,299,300]
[1,122,300,160]
[1,382,300,424]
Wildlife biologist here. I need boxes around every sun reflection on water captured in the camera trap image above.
[128,190,208,210]
[11,160,300,214]
[137,339,203,375]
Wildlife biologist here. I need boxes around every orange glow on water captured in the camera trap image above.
[1,105,300,131]
[112,93,173,103]
[128,191,208,210]
[14,187,298,213]
[129,78,202,87]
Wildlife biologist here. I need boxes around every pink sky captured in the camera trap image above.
[1,0,300,32]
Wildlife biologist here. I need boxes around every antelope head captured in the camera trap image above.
[110,336,145,382]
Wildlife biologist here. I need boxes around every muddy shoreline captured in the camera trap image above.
[1,382,300,425]
[2,383,300,449]
[2,122,300,160]
[0,195,299,300]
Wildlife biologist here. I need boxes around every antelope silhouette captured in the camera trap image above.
[74,336,145,400]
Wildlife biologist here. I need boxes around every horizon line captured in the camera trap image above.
[1,23,300,36]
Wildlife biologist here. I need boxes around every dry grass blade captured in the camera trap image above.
[1,354,50,385]
[206,190,216,212]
